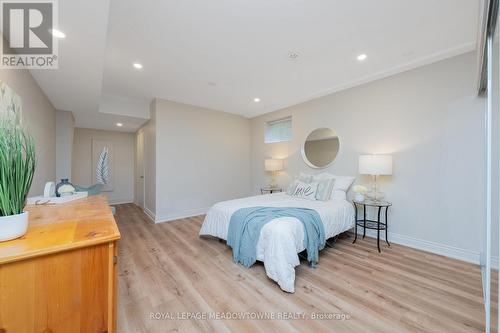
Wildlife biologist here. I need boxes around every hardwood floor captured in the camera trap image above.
[115,203,485,333]
[492,269,498,331]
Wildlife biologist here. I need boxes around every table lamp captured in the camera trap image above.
[358,154,393,201]
[264,159,284,189]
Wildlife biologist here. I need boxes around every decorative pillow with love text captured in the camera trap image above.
[290,181,318,200]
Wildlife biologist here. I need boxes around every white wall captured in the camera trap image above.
[55,110,75,181]
[72,128,135,204]
[140,103,157,219]
[146,98,251,222]
[250,52,485,261]
[0,69,56,196]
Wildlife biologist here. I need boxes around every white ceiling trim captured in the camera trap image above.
[247,41,476,118]
[99,94,151,119]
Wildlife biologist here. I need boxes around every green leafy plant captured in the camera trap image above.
[0,114,35,216]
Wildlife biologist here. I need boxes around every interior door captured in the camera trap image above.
[136,130,145,208]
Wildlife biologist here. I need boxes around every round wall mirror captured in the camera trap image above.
[302,128,340,168]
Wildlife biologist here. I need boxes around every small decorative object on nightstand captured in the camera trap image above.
[352,200,392,253]
[352,184,368,202]
[261,188,283,194]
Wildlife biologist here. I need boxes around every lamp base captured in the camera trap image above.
[269,172,279,189]
[366,175,385,202]
[269,181,279,189]
[366,191,385,202]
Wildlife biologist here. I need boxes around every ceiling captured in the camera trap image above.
[30,0,479,132]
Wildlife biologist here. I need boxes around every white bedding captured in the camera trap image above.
[199,192,355,292]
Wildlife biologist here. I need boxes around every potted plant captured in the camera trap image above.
[0,114,35,241]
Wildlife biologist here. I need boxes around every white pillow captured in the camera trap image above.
[297,172,313,183]
[286,180,298,195]
[332,175,355,192]
[287,172,314,195]
[313,173,355,200]
[313,172,335,182]
[290,181,318,200]
[331,190,347,200]
[315,178,335,201]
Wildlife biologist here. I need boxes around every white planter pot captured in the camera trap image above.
[354,193,365,202]
[0,211,29,242]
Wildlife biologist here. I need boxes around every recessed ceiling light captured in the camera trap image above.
[288,53,299,59]
[116,123,123,127]
[357,54,367,61]
[133,63,143,69]
[254,98,261,103]
[50,29,66,38]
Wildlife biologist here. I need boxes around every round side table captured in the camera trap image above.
[352,200,392,253]
[260,188,283,194]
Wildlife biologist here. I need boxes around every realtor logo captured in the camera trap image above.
[0,0,58,69]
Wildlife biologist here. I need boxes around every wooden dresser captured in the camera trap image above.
[0,196,121,333]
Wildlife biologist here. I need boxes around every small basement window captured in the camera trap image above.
[265,116,292,143]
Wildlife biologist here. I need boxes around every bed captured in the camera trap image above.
[199,192,355,293]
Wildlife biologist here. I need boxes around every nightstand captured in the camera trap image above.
[261,188,283,194]
[352,200,392,252]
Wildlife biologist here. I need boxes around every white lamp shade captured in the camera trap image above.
[359,155,393,175]
[264,159,284,172]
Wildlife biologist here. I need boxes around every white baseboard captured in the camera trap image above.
[143,207,156,223]
[360,229,481,265]
[133,201,144,209]
[144,205,482,265]
[155,207,209,223]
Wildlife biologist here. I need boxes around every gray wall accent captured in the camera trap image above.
[0,69,56,196]
[55,110,75,181]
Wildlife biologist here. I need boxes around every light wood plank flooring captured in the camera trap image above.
[115,204,485,333]
[492,270,498,331]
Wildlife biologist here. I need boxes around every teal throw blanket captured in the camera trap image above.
[227,207,325,268]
